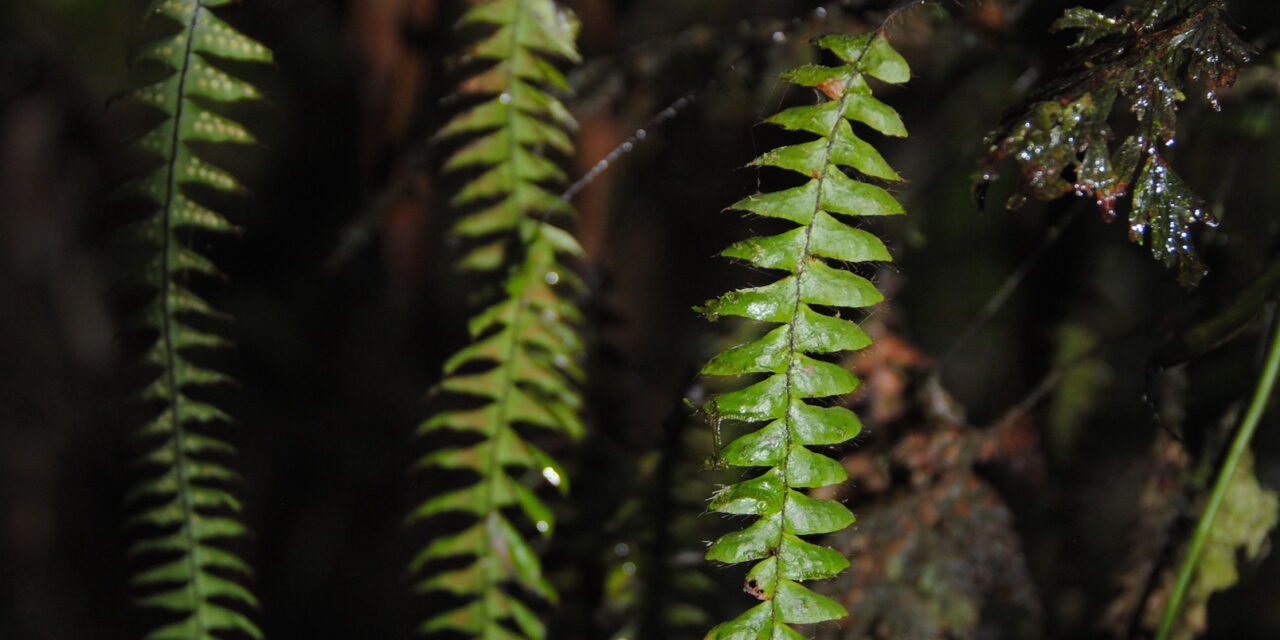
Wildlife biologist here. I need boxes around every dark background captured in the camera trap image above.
[3,0,1280,638]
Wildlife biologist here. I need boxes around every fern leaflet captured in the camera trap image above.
[406,1,583,639]
[119,1,270,638]
[696,31,909,640]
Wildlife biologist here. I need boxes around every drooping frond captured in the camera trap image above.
[406,1,583,638]
[696,31,910,640]
[118,1,271,638]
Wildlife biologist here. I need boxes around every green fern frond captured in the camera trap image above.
[119,2,270,639]
[407,1,583,638]
[696,31,909,640]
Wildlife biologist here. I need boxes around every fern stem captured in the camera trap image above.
[481,291,529,639]
[1155,308,1280,640]
[767,75,855,625]
[480,2,534,634]
[159,6,210,634]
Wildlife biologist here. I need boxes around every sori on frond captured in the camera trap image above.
[115,1,272,639]
[695,30,910,640]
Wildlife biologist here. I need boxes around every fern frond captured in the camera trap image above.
[979,0,1251,287]
[120,2,270,638]
[696,31,909,640]
[407,1,583,638]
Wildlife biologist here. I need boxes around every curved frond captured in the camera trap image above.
[408,1,583,638]
[696,31,910,640]
[120,2,271,639]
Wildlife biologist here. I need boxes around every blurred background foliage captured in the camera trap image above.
[2,0,1280,639]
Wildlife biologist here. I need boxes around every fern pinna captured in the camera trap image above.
[697,32,909,639]
[119,1,270,638]
[406,1,583,639]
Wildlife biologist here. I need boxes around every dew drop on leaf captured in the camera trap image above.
[542,466,562,487]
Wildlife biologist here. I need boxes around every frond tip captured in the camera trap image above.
[119,1,271,639]
[697,31,909,640]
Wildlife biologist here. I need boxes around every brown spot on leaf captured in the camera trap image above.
[817,77,846,100]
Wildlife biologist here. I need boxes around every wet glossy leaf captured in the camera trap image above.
[774,579,846,623]
[1130,154,1214,287]
[1051,8,1122,48]
[779,534,848,579]
[698,31,908,640]
[980,1,1249,286]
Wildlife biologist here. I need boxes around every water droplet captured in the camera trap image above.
[542,466,562,487]
[498,92,512,104]
[536,520,550,533]
[1165,138,1176,147]
[541,308,558,323]
[814,6,828,18]
[553,354,569,368]
[635,129,647,140]
[772,31,786,44]
[614,543,630,557]
[544,271,560,285]
[555,7,572,31]
[622,562,636,575]
[621,141,634,152]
